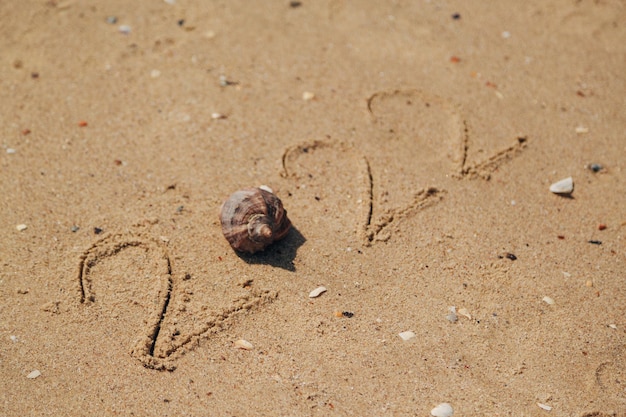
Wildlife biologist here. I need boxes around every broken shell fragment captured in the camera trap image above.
[220,188,292,254]
[549,177,574,195]
[234,339,254,350]
[309,286,327,298]
[398,331,416,341]
[431,402,454,417]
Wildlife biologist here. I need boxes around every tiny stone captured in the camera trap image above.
[309,286,327,298]
[10,335,17,342]
[562,271,571,278]
[589,163,603,172]
[398,331,416,341]
[588,240,602,245]
[6,148,16,154]
[211,112,226,119]
[289,1,302,7]
[164,0,176,4]
[431,402,454,417]
[94,227,103,235]
[106,16,117,24]
[542,296,555,305]
[501,31,511,38]
[342,311,354,318]
[458,308,472,320]
[302,91,315,101]
[234,339,254,350]
[71,225,79,232]
[585,280,593,287]
[451,13,461,19]
[118,25,131,34]
[598,224,607,231]
[27,370,41,379]
[575,126,589,134]
[150,69,161,78]
[16,224,27,231]
[608,324,617,329]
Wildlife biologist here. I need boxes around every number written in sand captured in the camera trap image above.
[77,232,276,371]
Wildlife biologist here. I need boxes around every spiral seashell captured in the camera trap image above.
[220,187,292,254]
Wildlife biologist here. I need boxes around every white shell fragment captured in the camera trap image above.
[259,185,273,193]
[309,286,327,298]
[549,177,574,195]
[27,370,41,379]
[302,91,315,101]
[537,402,552,411]
[16,224,28,231]
[542,296,555,305]
[234,339,254,350]
[431,402,454,417]
[446,306,458,323]
[398,331,416,341]
[458,308,472,320]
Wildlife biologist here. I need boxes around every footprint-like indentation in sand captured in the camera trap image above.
[282,90,527,244]
[77,232,277,371]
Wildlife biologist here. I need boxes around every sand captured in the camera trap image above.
[1,1,625,415]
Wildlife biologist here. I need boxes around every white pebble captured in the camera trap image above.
[118,25,131,34]
[259,185,273,193]
[501,31,511,39]
[211,112,225,119]
[542,296,555,305]
[575,126,589,134]
[10,335,17,342]
[608,324,617,329]
[537,402,552,411]
[398,331,416,341]
[234,339,254,350]
[16,224,27,231]
[549,177,574,195]
[6,148,16,154]
[309,286,327,298]
[431,402,454,417]
[150,69,161,78]
[302,91,315,101]
[27,370,41,379]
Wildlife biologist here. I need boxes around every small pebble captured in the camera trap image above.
[598,224,606,231]
[589,163,603,173]
[302,91,315,101]
[342,311,354,318]
[289,1,302,7]
[106,16,117,24]
[588,240,602,245]
[234,339,254,350]
[309,286,327,298]
[458,308,472,320]
[118,25,131,34]
[608,324,617,329]
[211,112,226,119]
[71,225,80,232]
[585,280,593,287]
[431,402,454,417]
[10,335,17,342]
[164,0,176,4]
[398,331,416,341]
[150,69,161,78]
[575,126,589,134]
[501,31,511,39]
[451,13,461,20]
[537,402,552,411]
[27,370,41,379]
[6,148,16,154]
[549,177,574,195]
[542,296,555,305]
[16,224,27,231]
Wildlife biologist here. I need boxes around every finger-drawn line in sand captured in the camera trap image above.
[282,89,528,245]
[77,232,277,371]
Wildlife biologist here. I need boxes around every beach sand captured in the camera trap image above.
[1,1,625,415]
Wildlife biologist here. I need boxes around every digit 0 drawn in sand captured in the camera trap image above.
[77,232,277,371]
[282,90,527,245]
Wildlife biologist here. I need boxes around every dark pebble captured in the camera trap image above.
[588,240,602,245]
[290,1,302,7]
[589,163,603,173]
[505,253,517,261]
[106,16,118,24]
[94,227,103,235]
[71,225,80,233]
[342,311,354,318]
[452,13,461,19]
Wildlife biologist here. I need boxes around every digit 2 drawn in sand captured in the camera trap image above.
[282,90,527,244]
[77,232,277,371]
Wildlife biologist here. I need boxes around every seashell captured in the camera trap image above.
[549,177,573,195]
[431,403,454,417]
[220,187,292,254]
